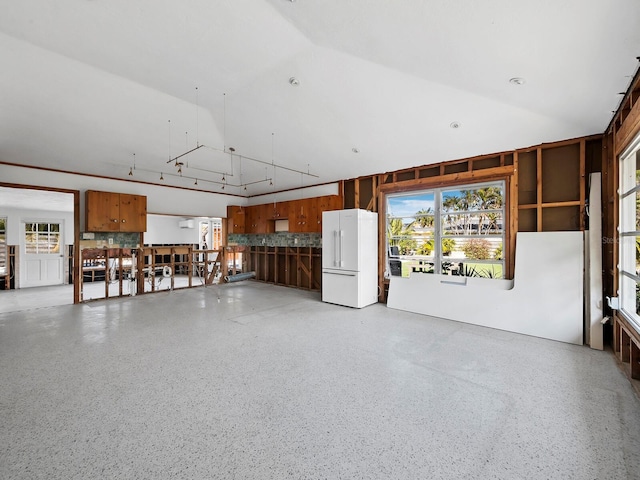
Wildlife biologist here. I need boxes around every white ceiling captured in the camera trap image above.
[0,187,73,213]
[0,0,639,196]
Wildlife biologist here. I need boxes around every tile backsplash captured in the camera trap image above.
[228,232,322,248]
[80,232,141,249]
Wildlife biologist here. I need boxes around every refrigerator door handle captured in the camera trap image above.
[333,230,338,267]
[323,270,356,277]
[339,229,344,267]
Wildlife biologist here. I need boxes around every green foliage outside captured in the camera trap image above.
[494,243,503,260]
[387,217,416,255]
[442,186,503,235]
[462,238,492,260]
[414,237,455,256]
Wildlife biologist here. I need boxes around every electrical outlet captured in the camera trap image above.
[108,238,113,245]
[294,237,298,244]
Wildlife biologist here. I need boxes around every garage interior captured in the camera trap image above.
[2,1,640,478]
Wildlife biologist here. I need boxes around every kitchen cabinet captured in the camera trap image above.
[86,190,147,232]
[227,195,342,235]
[246,204,275,234]
[289,196,342,233]
[288,199,315,233]
[266,202,286,220]
[227,205,246,234]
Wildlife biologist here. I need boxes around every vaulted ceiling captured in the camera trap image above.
[1,0,639,196]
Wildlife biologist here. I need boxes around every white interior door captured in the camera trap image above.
[21,221,64,288]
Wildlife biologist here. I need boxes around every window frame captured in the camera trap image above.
[24,221,61,255]
[618,133,640,333]
[385,180,506,279]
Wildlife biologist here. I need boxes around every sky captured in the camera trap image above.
[387,193,435,218]
[387,184,503,219]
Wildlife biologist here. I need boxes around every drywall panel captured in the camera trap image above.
[145,215,207,245]
[0,164,248,224]
[3,207,74,245]
[587,173,604,350]
[246,183,339,206]
[387,231,584,345]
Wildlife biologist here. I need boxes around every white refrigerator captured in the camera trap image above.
[322,209,378,308]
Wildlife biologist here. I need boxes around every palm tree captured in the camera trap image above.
[387,217,416,255]
[475,187,503,234]
[414,208,434,228]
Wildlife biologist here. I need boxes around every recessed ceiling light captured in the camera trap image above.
[352,147,359,153]
[228,147,235,152]
[289,77,300,86]
[509,77,526,85]
[450,121,461,129]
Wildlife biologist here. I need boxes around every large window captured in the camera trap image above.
[619,136,640,332]
[387,181,505,278]
[0,218,6,275]
[24,222,60,254]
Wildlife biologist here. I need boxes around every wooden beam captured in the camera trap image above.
[378,165,515,194]
[536,148,542,232]
[509,152,518,280]
[378,189,387,303]
[579,139,586,230]
[615,92,640,155]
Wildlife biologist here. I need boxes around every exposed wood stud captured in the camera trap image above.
[536,148,543,232]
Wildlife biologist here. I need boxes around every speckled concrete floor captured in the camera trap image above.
[1,282,639,479]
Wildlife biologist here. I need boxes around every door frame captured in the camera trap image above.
[0,182,80,303]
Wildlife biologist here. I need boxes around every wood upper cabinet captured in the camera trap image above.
[246,204,274,234]
[289,195,342,233]
[119,194,147,232]
[288,198,317,233]
[269,202,286,220]
[227,205,246,234]
[226,195,342,235]
[86,190,147,232]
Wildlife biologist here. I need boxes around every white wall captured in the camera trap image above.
[387,231,584,345]
[246,183,339,206]
[2,206,74,246]
[1,164,248,226]
[1,165,339,230]
[145,215,216,245]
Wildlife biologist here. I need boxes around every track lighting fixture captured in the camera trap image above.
[160,172,164,180]
[194,178,198,185]
[128,167,133,176]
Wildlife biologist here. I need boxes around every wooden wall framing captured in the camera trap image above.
[606,63,640,389]
[247,246,322,291]
[340,136,599,303]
